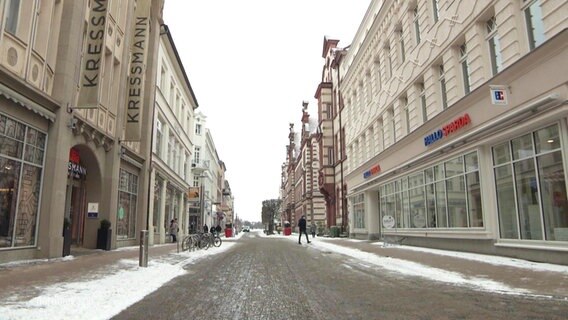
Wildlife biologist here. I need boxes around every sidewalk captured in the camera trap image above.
[290,235,568,300]
[0,243,182,301]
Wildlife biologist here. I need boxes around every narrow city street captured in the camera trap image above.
[113,231,568,320]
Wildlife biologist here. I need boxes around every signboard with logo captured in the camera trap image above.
[424,113,471,147]
[77,0,108,109]
[382,215,395,229]
[490,85,509,105]
[124,0,151,141]
[363,164,381,179]
[87,202,99,218]
[68,148,87,179]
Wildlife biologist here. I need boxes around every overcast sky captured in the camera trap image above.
[163,1,371,223]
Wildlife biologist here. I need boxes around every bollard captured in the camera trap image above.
[139,230,149,267]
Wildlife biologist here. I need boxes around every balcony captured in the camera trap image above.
[191,159,210,173]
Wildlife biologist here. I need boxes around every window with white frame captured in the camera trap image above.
[5,0,21,35]
[387,46,393,78]
[195,123,202,135]
[418,82,427,122]
[194,146,200,164]
[167,134,174,166]
[374,58,382,91]
[413,6,421,45]
[160,65,167,91]
[402,95,410,134]
[389,107,396,144]
[398,26,406,63]
[523,0,545,50]
[366,71,373,101]
[432,0,440,23]
[459,43,471,94]
[155,118,163,156]
[486,16,503,76]
[438,64,448,109]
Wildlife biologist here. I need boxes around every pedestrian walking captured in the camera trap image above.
[298,215,310,244]
[310,223,316,239]
[215,224,222,235]
[203,224,208,233]
[169,218,178,242]
[210,225,215,234]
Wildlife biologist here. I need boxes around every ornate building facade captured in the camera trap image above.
[339,0,567,264]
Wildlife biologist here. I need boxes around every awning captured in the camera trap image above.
[0,83,56,122]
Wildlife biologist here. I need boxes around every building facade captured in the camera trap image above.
[147,24,197,245]
[280,102,327,230]
[340,0,567,264]
[1,0,165,263]
[315,37,350,233]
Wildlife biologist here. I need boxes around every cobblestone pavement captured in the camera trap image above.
[113,234,568,320]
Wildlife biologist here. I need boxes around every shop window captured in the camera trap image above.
[493,124,567,241]
[379,151,482,230]
[0,114,46,249]
[352,194,365,229]
[117,169,138,240]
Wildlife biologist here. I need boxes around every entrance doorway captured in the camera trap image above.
[65,179,86,245]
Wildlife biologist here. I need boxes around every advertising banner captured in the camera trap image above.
[124,0,151,140]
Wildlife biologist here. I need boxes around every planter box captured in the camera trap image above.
[62,228,72,257]
[96,228,112,251]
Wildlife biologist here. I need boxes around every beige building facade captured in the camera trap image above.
[340,0,568,264]
[0,0,164,263]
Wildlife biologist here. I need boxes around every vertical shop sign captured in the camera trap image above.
[125,0,151,140]
[77,0,108,109]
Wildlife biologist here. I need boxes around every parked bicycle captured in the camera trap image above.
[181,231,221,251]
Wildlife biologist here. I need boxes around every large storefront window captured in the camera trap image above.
[380,151,483,229]
[493,124,568,241]
[0,114,45,248]
[117,169,138,240]
[352,194,365,228]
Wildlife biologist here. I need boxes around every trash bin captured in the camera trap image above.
[283,221,292,236]
[330,226,340,238]
[225,228,233,238]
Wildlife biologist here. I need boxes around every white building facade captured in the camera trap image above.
[148,25,197,245]
[341,0,568,264]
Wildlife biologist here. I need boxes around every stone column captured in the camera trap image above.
[366,190,381,240]
[158,179,167,243]
[147,168,156,245]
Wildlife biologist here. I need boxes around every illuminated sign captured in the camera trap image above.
[363,164,381,179]
[424,113,471,147]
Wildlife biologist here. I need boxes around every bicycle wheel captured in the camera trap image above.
[198,235,209,250]
[213,236,222,247]
[182,236,191,251]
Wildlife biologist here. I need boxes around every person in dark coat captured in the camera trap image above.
[215,224,222,234]
[203,224,208,233]
[298,215,310,244]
